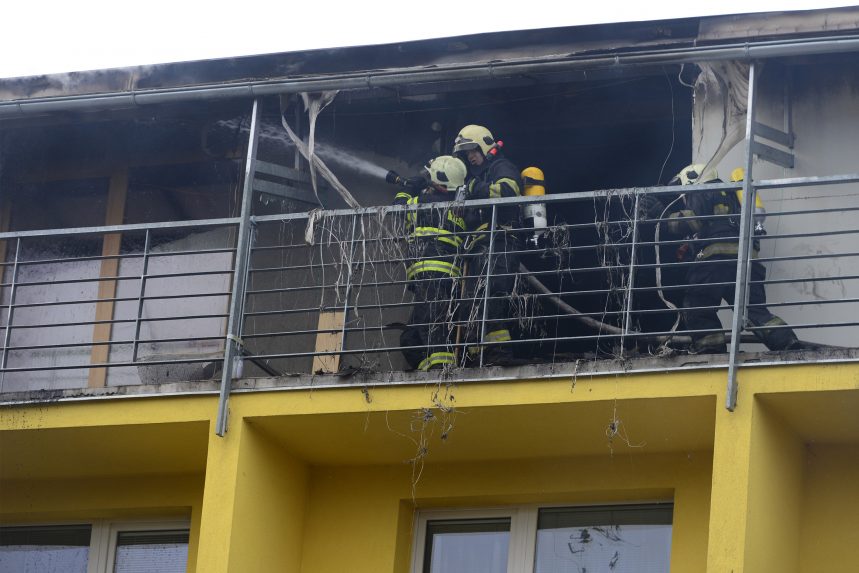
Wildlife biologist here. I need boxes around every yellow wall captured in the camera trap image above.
[2,363,858,572]
[299,453,712,573]
[228,422,309,572]
[798,444,859,572]
[744,401,804,573]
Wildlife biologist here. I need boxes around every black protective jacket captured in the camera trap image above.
[394,186,465,278]
[463,153,523,249]
[668,181,760,258]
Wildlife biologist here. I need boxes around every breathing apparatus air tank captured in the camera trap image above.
[521,167,547,247]
[730,167,767,233]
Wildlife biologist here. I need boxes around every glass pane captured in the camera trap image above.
[113,530,189,573]
[0,525,91,573]
[424,518,510,573]
[535,505,672,573]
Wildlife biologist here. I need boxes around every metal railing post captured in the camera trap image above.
[1,238,22,383]
[216,98,261,436]
[131,229,151,363]
[339,214,359,353]
[479,205,498,367]
[726,62,759,411]
[622,192,642,353]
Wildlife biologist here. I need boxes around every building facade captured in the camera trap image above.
[1,7,858,572]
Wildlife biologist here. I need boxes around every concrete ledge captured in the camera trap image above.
[2,347,858,405]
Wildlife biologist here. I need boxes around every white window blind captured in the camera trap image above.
[112,530,189,573]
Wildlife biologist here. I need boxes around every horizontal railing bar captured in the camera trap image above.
[239,303,726,339]
[245,318,859,362]
[243,203,859,254]
[749,296,859,309]
[745,321,859,331]
[753,273,859,286]
[5,334,225,352]
[1,174,854,243]
[240,299,859,342]
[239,326,740,362]
[2,291,231,311]
[0,246,237,269]
[248,173,859,224]
[7,269,232,290]
[4,292,855,343]
[241,279,741,318]
[0,356,222,373]
[245,246,859,294]
[0,217,240,240]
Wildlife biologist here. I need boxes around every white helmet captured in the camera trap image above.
[424,156,467,192]
[669,163,719,185]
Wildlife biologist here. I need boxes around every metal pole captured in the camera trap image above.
[131,229,151,362]
[622,193,641,349]
[726,62,758,411]
[338,214,359,354]
[216,99,261,436]
[1,239,22,380]
[479,205,498,368]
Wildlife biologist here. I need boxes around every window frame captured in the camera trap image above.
[102,519,191,573]
[0,518,190,573]
[412,502,672,573]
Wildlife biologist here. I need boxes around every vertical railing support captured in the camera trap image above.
[216,99,261,436]
[339,214,360,353]
[131,229,151,363]
[622,192,641,355]
[726,62,759,411]
[1,238,22,385]
[479,205,498,368]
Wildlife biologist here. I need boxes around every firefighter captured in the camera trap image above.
[394,155,468,371]
[659,163,801,353]
[452,124,523,363]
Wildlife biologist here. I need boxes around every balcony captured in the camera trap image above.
[0,43,857,431]
[2,169,858,402]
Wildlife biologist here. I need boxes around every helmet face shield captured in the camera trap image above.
[453,124,495,156]
[453,141,479,154]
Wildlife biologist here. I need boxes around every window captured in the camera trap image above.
[424,518,511,573]
[0,521,189,573]
[108,527,190,573]
[0,524,91,573]
[413,504,673,573]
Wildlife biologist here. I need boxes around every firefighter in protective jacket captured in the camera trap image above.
[394,156,468,371]
[664,164,801,353]
[453,124,523,362]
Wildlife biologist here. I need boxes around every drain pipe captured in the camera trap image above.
[2,35,859,118]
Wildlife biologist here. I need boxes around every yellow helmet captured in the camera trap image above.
[453,124,496,156]
[424,155,467,192]
[669,163,719,186]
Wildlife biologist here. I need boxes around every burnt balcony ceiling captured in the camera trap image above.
[13,18,701,98]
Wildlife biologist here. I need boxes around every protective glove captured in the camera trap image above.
[404,176,427,193]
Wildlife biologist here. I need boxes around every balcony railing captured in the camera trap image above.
[2,175,858,391]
